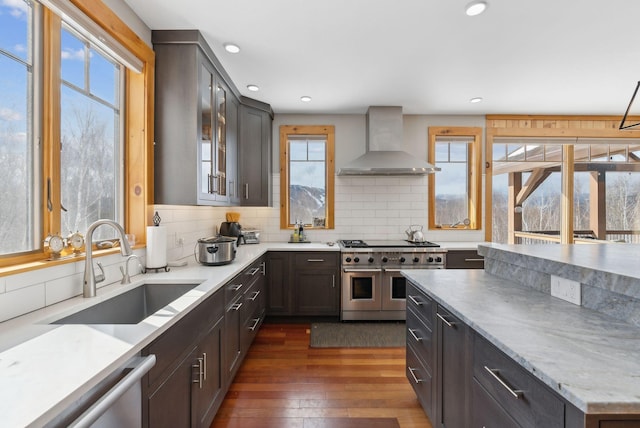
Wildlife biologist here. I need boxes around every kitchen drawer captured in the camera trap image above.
[225,259,262,304]
[293,252,338,269]
[446,249,484,269]
[406,342,434,422]
[473,333,564,428]
[406,307,434,373]
[407,282,434,330]
[471,377,520,428]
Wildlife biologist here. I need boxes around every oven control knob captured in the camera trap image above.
[345,257,352,263]
[428,257,434,263]
[435,256,442,263]
[354,257,360,263]
[368,257,374,263]
[413,257,420,263]
[400,257,406,263]
[381,257,388,263]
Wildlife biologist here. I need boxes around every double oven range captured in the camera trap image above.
[338,240,446,321]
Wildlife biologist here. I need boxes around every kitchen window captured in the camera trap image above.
[60,24,123,241]
[280,125,335,229]
[428,127,482,230]
[0,0,153,268]
[0,0,38,256]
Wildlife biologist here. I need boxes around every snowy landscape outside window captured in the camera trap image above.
[60,24,123,241]
[280,125,335,229]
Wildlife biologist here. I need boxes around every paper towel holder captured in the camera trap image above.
[146,211,170,273]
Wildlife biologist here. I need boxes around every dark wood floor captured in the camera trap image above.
[211,322,433,428]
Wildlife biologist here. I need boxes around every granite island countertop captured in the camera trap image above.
[402,268,640,414]
[0,242,338,427]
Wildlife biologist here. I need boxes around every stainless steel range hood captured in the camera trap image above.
[338,106,440,176]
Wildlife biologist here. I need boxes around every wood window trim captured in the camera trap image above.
[279,125,335,230]
[0,0,154,274]
[428,126,482,231]
[484,114,640,242]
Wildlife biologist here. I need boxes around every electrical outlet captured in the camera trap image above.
[175,234,184,247]
[550,275,582,305]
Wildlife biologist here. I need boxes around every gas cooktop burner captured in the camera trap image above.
[338,239,440,248]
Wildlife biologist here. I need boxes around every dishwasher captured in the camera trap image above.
[45,354,156,428]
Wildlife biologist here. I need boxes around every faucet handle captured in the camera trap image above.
[95,262,106,284]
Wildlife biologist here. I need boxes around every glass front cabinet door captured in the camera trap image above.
[198,61,229,204]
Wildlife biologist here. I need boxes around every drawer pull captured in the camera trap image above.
[408,328,423,342]
[231,302,243,311]
[483,366,523,399]
[464,258,484,262]
[247,267,260,276]
[249,290,261,301]
[249,317,261,331]
[408,367,423,384]
[436,312,456,328]
[229,283,243,291]
[408,295,423,306]
[307,259,325,262]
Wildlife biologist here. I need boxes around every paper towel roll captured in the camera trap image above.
[146,226,167,268]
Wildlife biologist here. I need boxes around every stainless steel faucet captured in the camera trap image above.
[83,219,133,297]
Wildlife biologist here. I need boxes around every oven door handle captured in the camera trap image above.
[383,269,403,273]
[343,268,382,273]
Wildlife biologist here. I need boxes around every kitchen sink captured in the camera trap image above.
[52,282,201,325]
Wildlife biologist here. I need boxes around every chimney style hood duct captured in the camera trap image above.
[338,106,440,176]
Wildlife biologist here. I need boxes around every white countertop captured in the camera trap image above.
[0,242,337,428]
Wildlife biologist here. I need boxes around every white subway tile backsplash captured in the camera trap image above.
[45,273,83,306]
[6,264,75,293]
[0,284,45,322]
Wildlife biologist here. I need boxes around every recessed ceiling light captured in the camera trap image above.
[470,97,483,103]
[247,84,259,92]
[224,43,240,54]
[300,96,312,102]
[465,1,487,16]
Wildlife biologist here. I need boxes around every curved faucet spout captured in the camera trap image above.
[83,219,133,297]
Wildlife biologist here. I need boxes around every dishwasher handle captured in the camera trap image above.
[69,354,156,428]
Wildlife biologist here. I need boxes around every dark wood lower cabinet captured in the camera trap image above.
[146,346,197,427]
[267,251,340,317]
[143,257,266,428]
[437,305,469,428]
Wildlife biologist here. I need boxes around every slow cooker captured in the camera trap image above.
[195,236,237,265]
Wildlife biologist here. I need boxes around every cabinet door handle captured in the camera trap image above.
[436,312,456,328]
[202,352,207,381]
[249,317,260,331]
[408,367,423,384]
[207,173,211,194]
[408,295,423,306]
[483,366,523,399]
[307,259,325,262]
[231,302,243,311]
[244,183,249,199]
[260,261,266,275]
[229,180,234,197]
[464,258,484,262]
[247,267,260,276]
[332,274,335,288]
[249,290,260,301]
[408,328,423,342]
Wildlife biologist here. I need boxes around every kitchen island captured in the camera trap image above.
[403,243,640,427]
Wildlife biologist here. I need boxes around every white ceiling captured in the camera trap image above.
[123,0,640,116]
